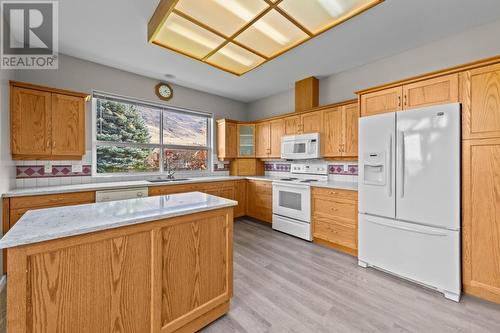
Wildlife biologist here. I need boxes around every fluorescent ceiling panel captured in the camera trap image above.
[149,0,384,75]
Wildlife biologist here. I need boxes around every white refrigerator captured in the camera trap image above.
[358,103,461,302]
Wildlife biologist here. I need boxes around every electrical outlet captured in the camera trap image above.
[72,164,83,173]
[44,163,52,174]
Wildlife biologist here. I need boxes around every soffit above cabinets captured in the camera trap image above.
[148,0,384,76]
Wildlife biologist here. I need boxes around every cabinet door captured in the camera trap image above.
[461,63,500,140]
[11,87,52,157]
[283,115,300,135]
[51,93,85,157]
[246,180,272,223]
[269,119,283,158]
[301,111,321,133]
[255,122,271,158]
[402,73,458,109]
[322,107,343,157]
[216,121,237,160]
[462,138,500,304]
[233,180,246,218]
[360,86,402,117]
[342,103,359,157]
[237,124,255,157]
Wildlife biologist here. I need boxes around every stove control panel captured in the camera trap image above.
[291,163,328,175]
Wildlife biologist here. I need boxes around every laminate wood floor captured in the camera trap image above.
[201,218,500,333]
[0,218,498,333]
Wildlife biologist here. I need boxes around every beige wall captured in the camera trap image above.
[14,54,249,150]
[247,18,500,120]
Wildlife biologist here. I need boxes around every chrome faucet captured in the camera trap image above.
[165,156,176,180]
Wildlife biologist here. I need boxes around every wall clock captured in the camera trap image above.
[155,82,173,101]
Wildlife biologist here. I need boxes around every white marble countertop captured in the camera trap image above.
[0,192,237,249]
[2,175,357,198]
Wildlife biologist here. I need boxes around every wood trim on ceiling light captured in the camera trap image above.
[148,0,384,76]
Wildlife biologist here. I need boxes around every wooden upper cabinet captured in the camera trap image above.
[11,87,52,157]
[322,103,359,158]
[216,119,237,160]
[360,86,402,117]
[51,94,85,157]
[255,122,271,158]
[461,63,500,140]
[403,73,458,109]
[269,119,283,158]
[301,111,322,134]
[10,81,88,160]
[284,115,300,135]
[342,103,359,157]
[237,124,255,157]
[322,106,343,157]
[295,77,319,112]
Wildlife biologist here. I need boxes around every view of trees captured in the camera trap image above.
[96,98,208,174]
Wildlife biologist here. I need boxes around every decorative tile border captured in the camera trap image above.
[17,165,92,179]
[213,163,230,172]
[264,162,358,175]
[264,163,291,172]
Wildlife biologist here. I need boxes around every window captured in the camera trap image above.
[93,93,211,175]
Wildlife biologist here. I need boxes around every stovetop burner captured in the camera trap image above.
[300,179,319,183]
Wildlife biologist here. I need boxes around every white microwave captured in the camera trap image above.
[281,133,321,160]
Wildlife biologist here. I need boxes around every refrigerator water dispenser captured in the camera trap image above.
[363,152,386,185]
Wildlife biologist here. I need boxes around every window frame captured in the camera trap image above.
[92,91,213,177]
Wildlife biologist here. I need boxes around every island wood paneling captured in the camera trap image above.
[7,208,234,333]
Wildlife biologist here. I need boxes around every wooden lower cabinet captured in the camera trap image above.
[6,207,233,332]
[246,180,272,223]
[312,187,358,256]
[233,180,246,218]
[462,138,500,304]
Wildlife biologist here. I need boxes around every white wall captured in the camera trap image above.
[0,69,16,273]
[14,54,249,150]
[247,18,500,120]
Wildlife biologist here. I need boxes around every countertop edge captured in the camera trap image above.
[0,196,238,249]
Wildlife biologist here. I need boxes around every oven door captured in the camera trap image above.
[272,182,311,222]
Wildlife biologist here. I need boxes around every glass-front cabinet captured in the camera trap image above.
[237,124,255,157]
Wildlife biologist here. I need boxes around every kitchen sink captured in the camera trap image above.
[148,179,190,183]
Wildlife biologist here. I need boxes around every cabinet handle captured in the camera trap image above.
[53,141,56,148]
[46,140,50,149]
[404,95,408,106]
[398,96,401,107]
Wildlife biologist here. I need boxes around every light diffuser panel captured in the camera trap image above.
[148,0,384,75]
[279,0,377,34]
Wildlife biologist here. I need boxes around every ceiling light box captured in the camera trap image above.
[148,0,384,76]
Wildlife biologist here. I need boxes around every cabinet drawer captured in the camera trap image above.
[312,187,357,201]
[313,217,357,250]
[148,184,197,196]
[313,197,357,220]
[10,191,95,210]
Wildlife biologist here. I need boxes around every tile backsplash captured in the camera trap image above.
[14,151,231,189]
[264,160,358,183]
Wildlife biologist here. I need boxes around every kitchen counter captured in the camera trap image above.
[2,175,357,198]
[3,191,236,332]
[0,191,237,249]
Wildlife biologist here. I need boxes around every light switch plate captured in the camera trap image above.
[44,163,52,174]
[72,164,83,173]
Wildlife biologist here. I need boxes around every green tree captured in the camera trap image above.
[96,100,154,173]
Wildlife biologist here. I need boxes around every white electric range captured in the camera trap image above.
[272,163,328,241]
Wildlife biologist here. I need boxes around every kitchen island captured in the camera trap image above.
[0,192,237,333]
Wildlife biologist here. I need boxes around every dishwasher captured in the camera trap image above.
[95,187,149,202]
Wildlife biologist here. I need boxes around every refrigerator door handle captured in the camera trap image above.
[387,134,392,197]
[399,131,405,198]
[365,218,448,237]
